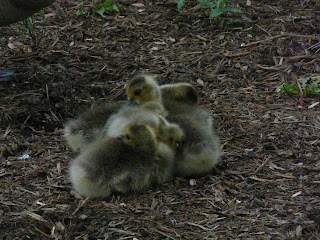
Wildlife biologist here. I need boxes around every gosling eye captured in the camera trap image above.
[125,134,131,141]
[134,89,142,96]
[117,135,124,140]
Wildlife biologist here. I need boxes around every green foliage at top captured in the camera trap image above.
[23,17,36,35]
[277,77,320,97]
[19,11,46,49]
[178,0,242,20]
[76,0,124,18]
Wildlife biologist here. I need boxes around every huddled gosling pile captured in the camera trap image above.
[65,74,221,199]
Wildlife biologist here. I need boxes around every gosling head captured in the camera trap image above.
[159,123,185,150]
[160,83,198,105]
[126,74,161,104]
[119,123,157,149]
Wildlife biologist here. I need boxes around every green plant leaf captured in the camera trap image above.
[197,0,215,9]
[281,84,300,95]
[100,0,112,8]
[309,82,320,93]
[303,88,317,96]
[111,5,119,11]
[312,88,320,93]
[197,0,205,4]
[210,8,224,18]
[217,0,228,8]
[76,10,87,16]
[299,78,308,89]
[178,0,185,10]
[94,0,122,16]
[277,78,320,96]
[208,1,216,8]
[227,18,242,24]
[222,7,242,13]
[310,79,320,87]
[96,6,106,18]
[197,0,207,7]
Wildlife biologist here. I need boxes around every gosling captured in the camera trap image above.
[160,82,198,106]
[126,74,161,104]
[126,74,198,107]
[64,102,124,152]
[103,102,164,138]
[126,74,221,177]
[69,123,175,199]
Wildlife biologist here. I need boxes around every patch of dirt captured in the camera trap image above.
[0,0,319,239]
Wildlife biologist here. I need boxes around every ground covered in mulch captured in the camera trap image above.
[1,0,320,239]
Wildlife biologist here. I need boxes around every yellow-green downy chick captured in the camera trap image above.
[158,118,185,151]
[160,83,198,106]
[126,74,221,177]
[161,95,221,177]
[99,100,176,184]
[103,104,163,138]
[63,102,124,152]
[153,119,185,183]
[69,123,175,199]
[166,113,221,177]
[126,74,198,107]
[126,74,161,104]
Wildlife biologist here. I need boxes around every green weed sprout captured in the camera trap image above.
[277,77,320,97]
[76,0,124,18]
[178,0,242,20]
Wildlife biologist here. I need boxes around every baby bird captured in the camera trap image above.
[166,113,221,177]
[158,120,185,151]
[64,102,124,152]
[126,74,221,177]
[160,82,199,106]
[103,103,163,138]
[64,83,167,153]
[126,74,198,107]
[126,74,162,104]
[69,123,175,199]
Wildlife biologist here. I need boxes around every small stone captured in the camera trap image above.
[189,179,196,186]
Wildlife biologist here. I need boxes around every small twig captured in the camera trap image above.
[212,58,225,75]
[286,55,316,62]
[241,34,286,47]
[34,227,52,238]
[253,156,271,174]
[36,12,48,48]
[72,197,89,215]
[154,229,177,240]
[46,84,50,100]
[186,222,211,231]
[255,64,279,71]
[2,125,11,138]
[108,228,138,236]
[255,24,272,37]
[303,58,318,66]
[306,42,320,50]
[224,52,250,58]
[288,33,316,39]
[291,73,304,98]
[297,166,320,172]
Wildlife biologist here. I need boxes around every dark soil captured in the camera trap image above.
[1,0,319,239]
